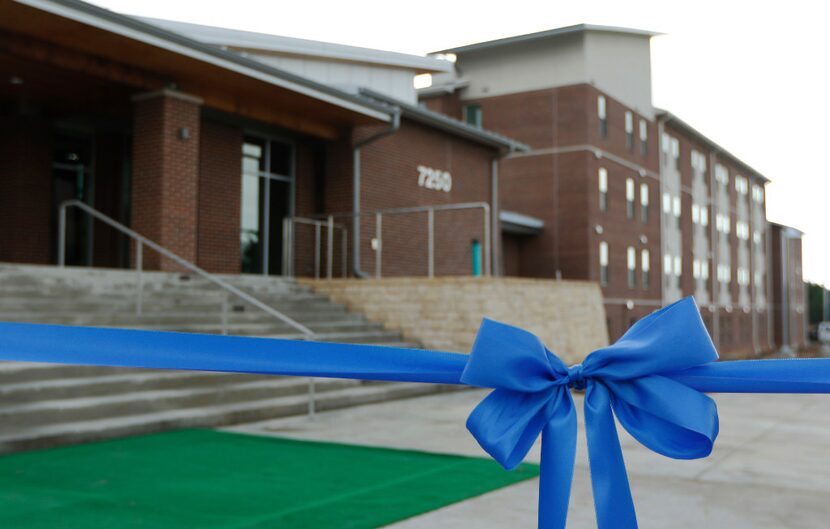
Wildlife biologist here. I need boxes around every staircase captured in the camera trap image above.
[0,263,452,453]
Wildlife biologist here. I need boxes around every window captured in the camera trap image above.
[598,95,607,138]
[737,267,750,286]
[692,204,700,224]
[627,246,637,288]
[664,254,672,278]
[693,259,701,279]
[661,133,670,157]
[662,192,671,214]
[701,260,709,282]
[625,111,634,150]
[715,164,729,186]
[640,183,649,222]
[717,264,731,284]
[752,184,764,204]
[672,196,681,228]
[691,149,707,173]
[598,167,608,212]
[641,249,650,288]
[463,104,482,128]
[700,206,709,226]
[735,175,748,195]
[626,178,635,219]
[736,221,749,240]
[753,230,763,245]
[716,213,731,234]
[599,241,609,286]
[671,138,680,169]
[639,119,648,155]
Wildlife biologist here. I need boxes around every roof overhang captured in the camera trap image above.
[2,0,393,138]
[500,210,544,235]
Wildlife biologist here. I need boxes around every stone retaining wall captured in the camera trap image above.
[301,277,608,364]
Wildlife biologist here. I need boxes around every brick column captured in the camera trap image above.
[131,89,202,270]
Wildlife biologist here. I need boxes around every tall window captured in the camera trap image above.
[464,104,482,128]
[715,164,729,187]
[641,249,650,288]
[625,111,634,150]
[627,246,637,288]
[639,119,648,155]
[626,178,635,219]
[240,136,293,275]
[598,167,608,212]
[671,137,680,169]
[598,95,607,138]
[640,183,649,222]
[599,241,609,286]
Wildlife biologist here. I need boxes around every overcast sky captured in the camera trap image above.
[91,0,830,286]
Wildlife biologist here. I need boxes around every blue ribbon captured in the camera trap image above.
[2,296,830,529]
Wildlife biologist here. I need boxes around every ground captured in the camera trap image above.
[225,388,830,529]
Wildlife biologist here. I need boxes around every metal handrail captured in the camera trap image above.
[57,199,315,337]
[282,217,348,279]
[287,202,491,279]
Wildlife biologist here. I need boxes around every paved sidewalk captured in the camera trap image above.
[225,389,830,528]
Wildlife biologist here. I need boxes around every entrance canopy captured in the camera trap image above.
[0,0,393,139]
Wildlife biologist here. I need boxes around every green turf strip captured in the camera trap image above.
[0,429,539,529]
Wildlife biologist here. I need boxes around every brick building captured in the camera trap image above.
[0,0,524,281]
[420,24,805,354]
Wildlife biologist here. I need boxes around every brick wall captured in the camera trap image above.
[131,90,201,270]
[0,115,52,264]
[197,119,241,273]
[303,277,608,363]
[338,119,496,278]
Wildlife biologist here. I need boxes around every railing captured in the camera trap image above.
[285,202,491,279]
[281,217,349,279]
[58,199,320,417]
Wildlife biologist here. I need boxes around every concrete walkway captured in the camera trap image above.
[225,389,830,528]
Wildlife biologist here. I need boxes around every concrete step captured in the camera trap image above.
[0,370,274,403]
[0,382,459,453]
[0,309,363,325]
[0,376,359,428]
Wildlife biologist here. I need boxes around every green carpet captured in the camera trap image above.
[0,429,539,529]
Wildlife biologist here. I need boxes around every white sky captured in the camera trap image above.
[90,0,830,286]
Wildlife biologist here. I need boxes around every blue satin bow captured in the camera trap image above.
[461,297,719,529]
[3,295,830,529]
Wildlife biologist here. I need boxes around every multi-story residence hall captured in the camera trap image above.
[421,24,802,354]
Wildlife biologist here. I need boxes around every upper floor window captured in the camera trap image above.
[598,95,607,138]
[715,164,729,187]
[641,249,650,289]
[735,175,749,195]
[625,111,634,150]
[640,183,649,222]
[598,168,608,212]
[717,263,732,284]
[736,221,750,241]
[671,138,680,169]
[464,104,482,128]
[627,246,637,288]
[752,184,765,204]
[662,192,671,214]
[599,241,609,286]
[691,149,707,173]
[673,255,682,288]
[716,213,731,234]
[639,119,648,155]
[626,178,635,219]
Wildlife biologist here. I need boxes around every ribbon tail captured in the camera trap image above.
[584,381,638,529]
[537,388,577,529]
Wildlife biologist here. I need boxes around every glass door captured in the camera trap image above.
[52,133,93,266]
[240,135,293,275]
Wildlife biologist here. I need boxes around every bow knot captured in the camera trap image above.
[565,363,586,390]
[460,297,720,529]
